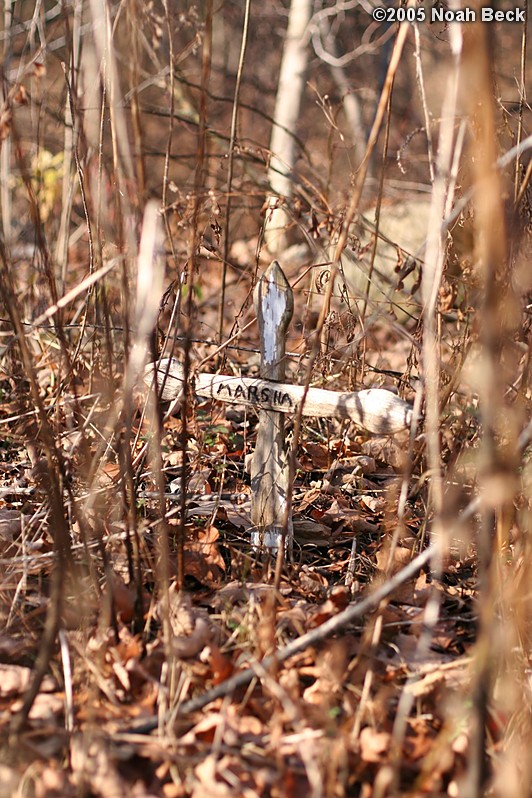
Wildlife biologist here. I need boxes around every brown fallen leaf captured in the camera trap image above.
[298,566,328,597]
[0,509,32,555]
[162,587,213,659]
[359,726,391,763]
[105,571,138,623]
[10,691,64,722]
[309,586,350,627]
[375,545,413,576]
[321,499,381,535]
[210,644,234,685]
[71,734,127,798]
[0,664,55,697]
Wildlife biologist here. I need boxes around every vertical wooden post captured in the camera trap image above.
[251,261,294,551]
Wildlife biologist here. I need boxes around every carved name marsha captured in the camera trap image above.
[216,380,294,409]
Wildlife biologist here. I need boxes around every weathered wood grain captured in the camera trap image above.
[144,360,413,435]
[250,261,294,549]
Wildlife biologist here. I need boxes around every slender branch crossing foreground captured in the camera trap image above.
[127,543,435,735]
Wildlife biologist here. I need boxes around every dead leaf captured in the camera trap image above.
[10,691,64,721]
[298,566,328,597]
[163,587,213,658]
[106,571,137,623]
[0,664,55,697]
[210,644,234,684]
[309,586,349,627]
[300,442,331,471]
[0,509,31,554]
[359,726,391,763]
[375,545,413,575]
[71,734,127,798]
[192,756,236,798]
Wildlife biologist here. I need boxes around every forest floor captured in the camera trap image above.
[0,255,491,797]
[1,4,532,797]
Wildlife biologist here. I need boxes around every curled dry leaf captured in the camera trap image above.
[162,587,213,658]
[105,571,137,623]
[210,580,292,609]
[298,566,328,598]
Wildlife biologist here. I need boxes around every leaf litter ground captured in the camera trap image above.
[0,374,482,798]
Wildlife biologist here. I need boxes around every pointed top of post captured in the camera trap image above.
[254,260,293,309]
[263,259,290,285]
[254,261,294,379]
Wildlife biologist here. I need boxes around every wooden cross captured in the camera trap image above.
[145,261,413,552]
[250,261,293,549]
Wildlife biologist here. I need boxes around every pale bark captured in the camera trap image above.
[263,0,313,257]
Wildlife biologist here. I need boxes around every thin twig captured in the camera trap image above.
[128,541,436,734]
[218,0,251,344]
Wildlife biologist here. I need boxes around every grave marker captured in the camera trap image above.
[145,261,413,552]
[250,260,294,549]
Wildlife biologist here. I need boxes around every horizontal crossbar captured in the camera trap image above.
[145,358,412,434]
